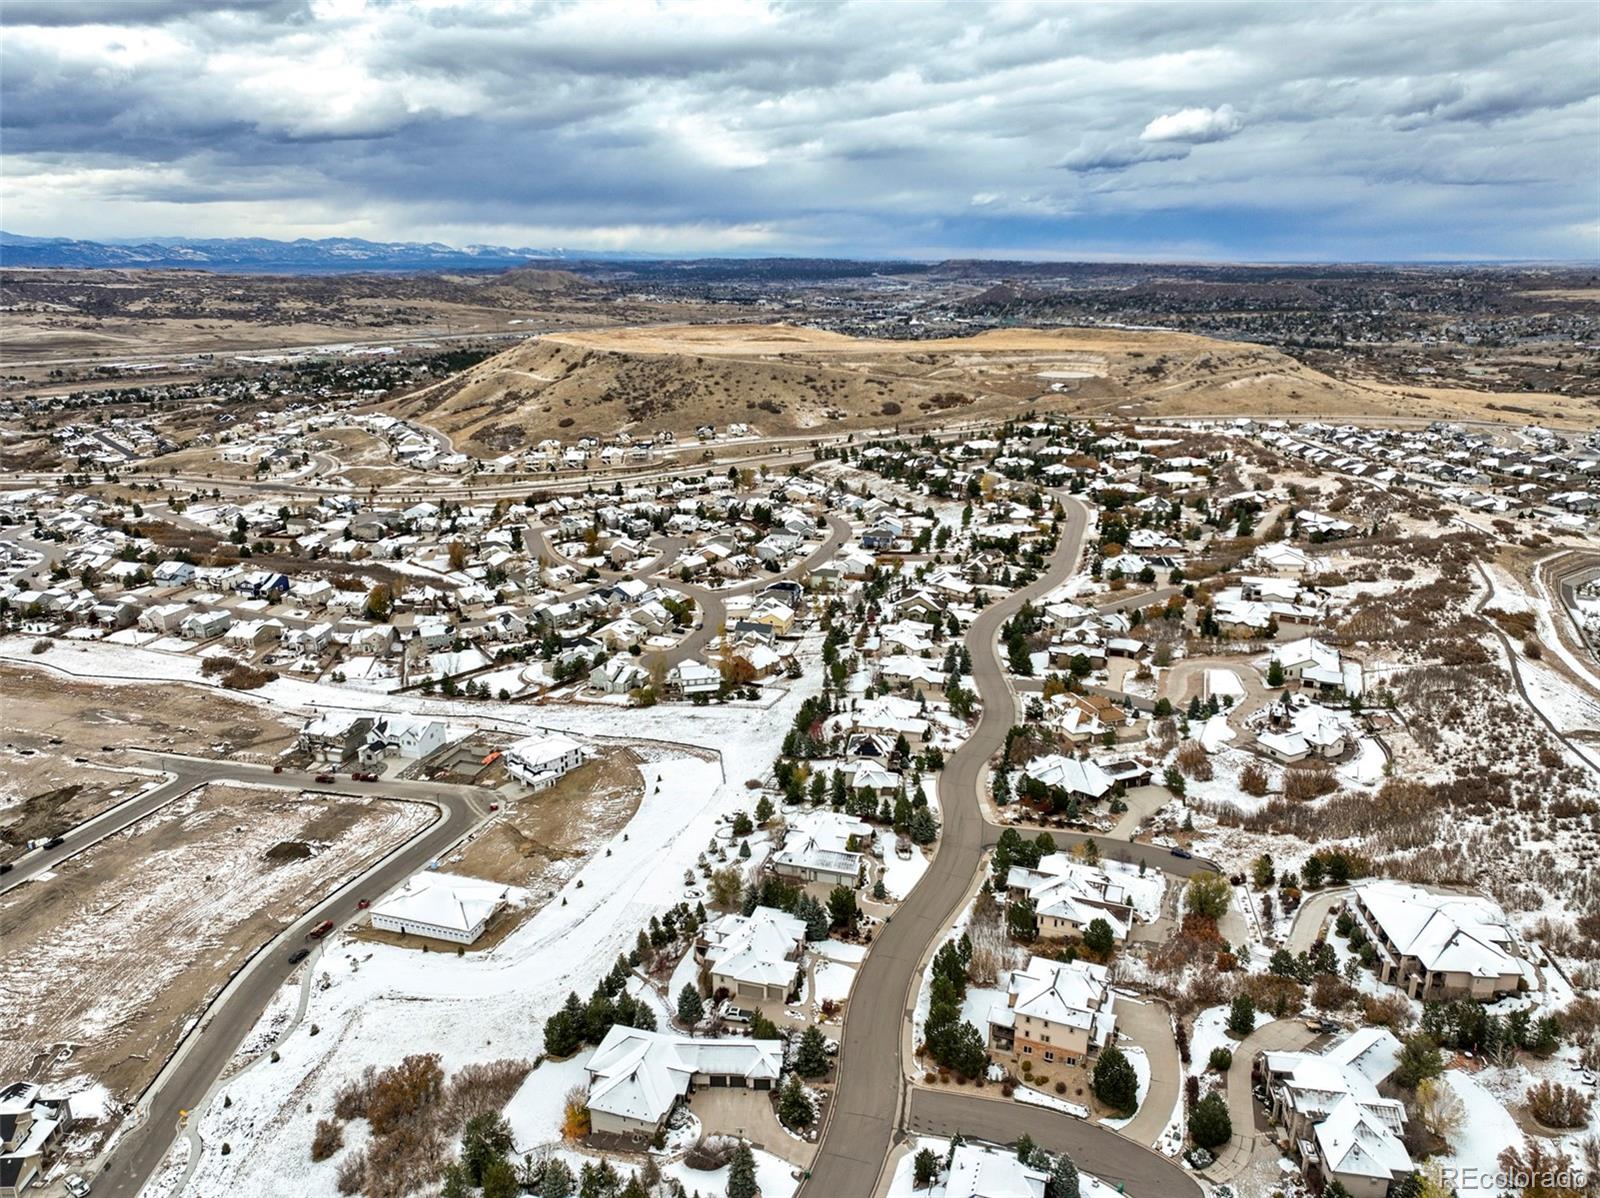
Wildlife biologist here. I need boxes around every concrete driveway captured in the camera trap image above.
[686,1085,815,1168]
[1112,996,1182,1147]
[1203,1019,1320,1184]
[1286,887,1351,953]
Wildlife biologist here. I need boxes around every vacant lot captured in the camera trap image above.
[0,785,430,1136]
[449,746,643,893]
[0,663,298,860]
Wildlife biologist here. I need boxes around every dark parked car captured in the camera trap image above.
[315,773,335,784]
[287,948,310,965]
[1170,847,1193,860]
[0,862,13,875]
[44,836,65,849]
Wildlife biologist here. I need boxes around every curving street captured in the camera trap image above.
[800,497,1202,1198]
[29,755,493,1198]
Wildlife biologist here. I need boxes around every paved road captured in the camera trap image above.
[1473,560,1600,781]
[907,1089,1199,1197]
[801,497,1192,1198]
[0,767,191,892]
[49,755,492,1198]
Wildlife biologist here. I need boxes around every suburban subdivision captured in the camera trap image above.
[2,258,1598,1198]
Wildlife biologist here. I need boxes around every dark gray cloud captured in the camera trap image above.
[2,0,1596,259]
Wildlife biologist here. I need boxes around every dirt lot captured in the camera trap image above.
[0,784,430,1129]
[0,663,298,860]
[447,747,643,893]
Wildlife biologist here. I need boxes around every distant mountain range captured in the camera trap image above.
[0,231,655,273]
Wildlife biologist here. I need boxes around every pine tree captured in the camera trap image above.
[538,1158,575,1198]
[1093,1046,1138,1113]
[795,1025,829,1077]
[1048,1153,1080,1198]
[676,984,705,1029]
[1188,1091,1232,1149]
[778,1074,815,1130]
[727,1142,758,1198]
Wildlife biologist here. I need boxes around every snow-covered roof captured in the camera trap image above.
[370,872,507,935]
[1355,880,1519,979]
[585,1028,781,1125]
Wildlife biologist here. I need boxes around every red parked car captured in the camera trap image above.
[308,919,335,940]
[357,899,371,910]
[314,773,334,784]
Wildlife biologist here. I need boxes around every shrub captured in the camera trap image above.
[1188,1091,1232,1149]
[311,1118,343,1162]
[1282,765,1338,802]
[561,1085,591,1140]
[1526,1080,1592,1129]
[335,1154,364,1196]
[1176,741,1213,781]
[1208,1047,1233,1073]
[1238,760,1269,796]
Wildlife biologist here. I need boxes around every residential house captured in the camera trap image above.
[987,955,1116,1067]
[1259,1028,1413,1198]
[369,872,508,945]
[502,732,586,790]
[770,811,872,887]
[1351,881,1525,1001]
[696,907,807,1001]
[584,1027,781,1137]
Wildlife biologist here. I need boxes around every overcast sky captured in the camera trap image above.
[3,0,1597,260]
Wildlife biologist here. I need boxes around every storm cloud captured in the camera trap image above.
[2,0,1595,260]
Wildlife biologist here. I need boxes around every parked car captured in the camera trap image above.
[1170,847,1193,860]
[273,764,284,774]
[308,919,335,940]
[723,1005,754,1024]
[287,948,310,965]
[44,836,64,849]
[488,802,500,812]
[0,862,14,875]
[315,773,334,784]
[357,898,371,909]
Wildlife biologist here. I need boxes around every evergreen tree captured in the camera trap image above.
[481,1158,519,1198]
[1188,1091,1232,1149]
[1082,918,1115,957]
[1093,1046,1139,1113]
[1047,1154,1080,1198]
[778,1074,815,1130]
[795,1025,830,1077]
[461,1112,513,1184]
[727,1143,758,1198]
[1227,995,1256,1037]
[912,1147,940,1188]
[539,1159,576,1198]
[676,984,705,1029]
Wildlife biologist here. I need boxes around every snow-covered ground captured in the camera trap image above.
[170,660,823,1195]
[1438,1068,1525,1192]
[876,829,929,900]
[1097,1043,1149,1130]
